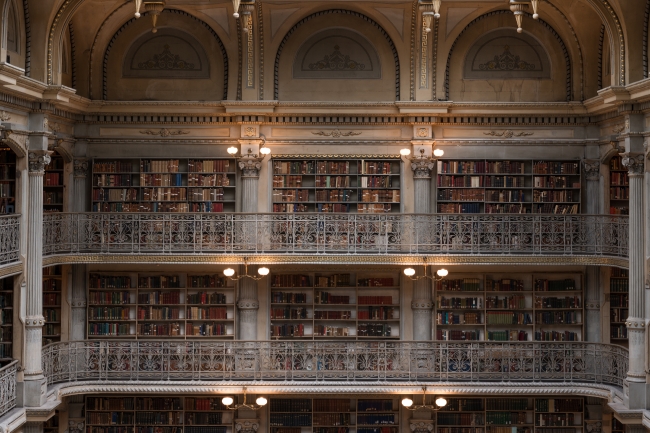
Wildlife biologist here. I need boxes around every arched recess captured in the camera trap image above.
[100,9,228,101]
[274,9,400,101]
[2,0,26,69]
[444,10,572,102]
[580,0,625,86]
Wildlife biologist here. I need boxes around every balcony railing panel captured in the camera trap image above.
[42,341,627,389]
[42,213,628,258]
[0,215,20,266]
[0,361,17,417]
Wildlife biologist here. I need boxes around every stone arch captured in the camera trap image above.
[274,9,400,101]
[101,9,228,101]
[444,10,572,102]
[2,0,26,69]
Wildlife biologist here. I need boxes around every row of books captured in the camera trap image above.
[93,161,133,173]
[90,275,132,289]
[89,307,130,320]
[438,312,482,325]
[436,330,480,340]
[357,323,391,337]
[87,413,134,425]
[438,161,526,175]
[358,204,395,213]
[186,307,228,320]
[315,291,350,305]
[88,323,130,336]
[137,323,181,336]
[185,398,227,411]
[359,190,400,203]
[610,172,629,186]
[184,413,224,425]
[43,191,63,204]
[271,307,308,320]
[534,296,580,309]
[485,412,529,425]
[93,188,138,202]
[358,296,394,305]
[273,189,309,202]
[485,204,528,214]
[137,306,180,320]
[94,175,133,187]
[438,189,484,202]
[438,297,482,309]
[360,176,393,188]
[271,292,308,303]
[437,279,482,292]
[0,310,11,326]
[485,190,526,203]
[357,307,395,320]
[134,412,182,424]
[534,331,579,341]
[533,176,576,189]
[610,187,629,200]
[485,279,526,292]
[141,160,181,173]
[533,190,577,203]
[316,162,350,175]
[315,190,354,202]
[610,325,628,339]
[534,279,576,291]
[533,162,579,175]
[0,294,11,309]
[610,307,628,322]
[487,330,529,341]
[485,312,532,325]
[43,278,62,291]
[186,292,228,304]
[44,308,60,322]
[187,160,231,173]
[438,413,484,426]
[137,398,182,410]
[535,311,579,325]
[43,293,61,306]
[274,175,305,188]
[535,414,576,427]
[138,291,182,305]
[140,174,182,187]
[314,325,349,337]
[485,295,526,309]
[314,310,351,320]
[185,323,229,336]
[188,174,231,187]
[534,399,582,413]
[87,397,135,410]
[89,291,131,305]
[610,278,629,293]
[438,203,481,213]
[44,172,62,186]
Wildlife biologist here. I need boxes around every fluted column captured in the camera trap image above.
[411,159,434,214]
[583,160,601,342]
[239,155,261,213]
[24,150,51,407]
[70,159,88,341]
[622,153,645,385]
[238,275,259,340]
[24,422,44,433]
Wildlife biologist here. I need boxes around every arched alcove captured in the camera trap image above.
[2,0,26,69]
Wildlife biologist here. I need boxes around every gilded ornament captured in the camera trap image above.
[140,129,190,137]
[311,130,362,138]
[483,130,534,138]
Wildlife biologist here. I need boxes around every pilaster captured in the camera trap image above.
[238,133,264,213]
[238,273,259,341]
[410,136,435,214]
[240,0,257,101]
[411,268,433,341]
[622,152,646,407]
[583,159,602,342]
[24,422,44,433]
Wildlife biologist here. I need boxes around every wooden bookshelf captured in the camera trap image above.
[271,157,401,213]
[609,268,629,344]
[612,418,626,433]
[44,151,64,213]
[91,159,236,213]
[0,277,13,364]
[85,395,233,433]
[87,273,236,338]
[43,265,63,345]
[434,273,583,342]
[269,272,400,339]
[609,156,629,215]
[44,412,59,433]
[269,397,399,433]
[436,160,581,214]
[0,147,16,215]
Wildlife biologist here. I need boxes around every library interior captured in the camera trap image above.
[0,0,648,432]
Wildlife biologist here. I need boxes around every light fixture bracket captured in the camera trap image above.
[403,386,447,411]
[224,387,267,411]
[225,259,269,281]
[404,258,447,282]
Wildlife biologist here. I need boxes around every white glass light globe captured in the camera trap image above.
[401,398,414,408]
[223,268,235,277]
[436,397,447,407]
[222,396,234,406]
[260,147,271,155]
[400,148,411,156]
[258,267,270,276]
[436,268,449,277]
[227,146,238,155]
[256,396,268,406]
[404,268,416,277]
[433,149,445,157]
[233,12,239,18]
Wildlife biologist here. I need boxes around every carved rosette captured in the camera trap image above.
[584,301,600,311]
[621,153,644,176]
[239,156,263,178]
[410,420,434,432]
[585,421,602,433]
[411,159,435,179]
[238,300,259,324]
[235,419,259,433]
[582,160,600,181]
[28,150,52,174]
[411,300,434,310]
[74,159,89,178]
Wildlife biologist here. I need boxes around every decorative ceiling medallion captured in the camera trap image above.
[140,129,190,137]
[312,130,362,138]
[483,130,534,138]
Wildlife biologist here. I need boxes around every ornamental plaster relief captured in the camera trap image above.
[441,129,574,139]
[98,127,231,138]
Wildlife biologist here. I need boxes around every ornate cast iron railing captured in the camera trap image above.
[42,213,628,259]
[0,215,19,266]
[0,361,18,417]
[42,340,627,389]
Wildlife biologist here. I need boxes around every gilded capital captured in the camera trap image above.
[621,153,644,176]
[74,158,89,178]
[28,150,52,174]
[582,159,600,181]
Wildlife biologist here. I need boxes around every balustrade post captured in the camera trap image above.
[70,159,88,341]
[622,152,646,408]
[22,149,51,407]
[583,160,602,342]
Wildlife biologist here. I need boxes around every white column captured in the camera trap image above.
[411,159,434,214]
[583,160,602,342]
[24,422,44,433]
[24,150,51,407]
[69,159,88,341]
[240,159,261,214]
[622,153,645,386]
[238,276,259,340]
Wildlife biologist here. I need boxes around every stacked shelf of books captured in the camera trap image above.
[43,265,62,345]
[86,396,233,433]
[44,413,59,433]
[87,273,235,338]
[269,272,400,339]
[271,157,401,213]
[612,418,626,433]
[0,277,13,364]
[609,156,629,215]
[609,268,629,343]
[0,148,16,214]
[436,160,581,214]
[91,159,236,213]
[534,398,583,433]
[44,151,64,213]
[434,273,583,342]
[269,398,399,433]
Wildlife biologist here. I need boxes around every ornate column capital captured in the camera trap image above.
[28,150,52,174]
[411,159,435,179]
[582,159,600,181]
[73,158,89,178]
[621,153,644,176]
[239,155,263,178]
[410,420,434,432]
[235,419,259,433]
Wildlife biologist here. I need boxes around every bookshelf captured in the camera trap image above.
[91,159,236,213]
[434,273,583,342]
[436,160,581,214]
[44,413,59,433]
[44,151,64,213]
[269,397,399,433]
[0,277,12,364]
[609,156,628,215]
[269,272,400,339]
[271,157,401,213]
[85,396,233,433]
[612,418,626,433]
[609,268,628,344]
[43,265,63,345]
[87,273,236,338]
[0,147,16,214]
